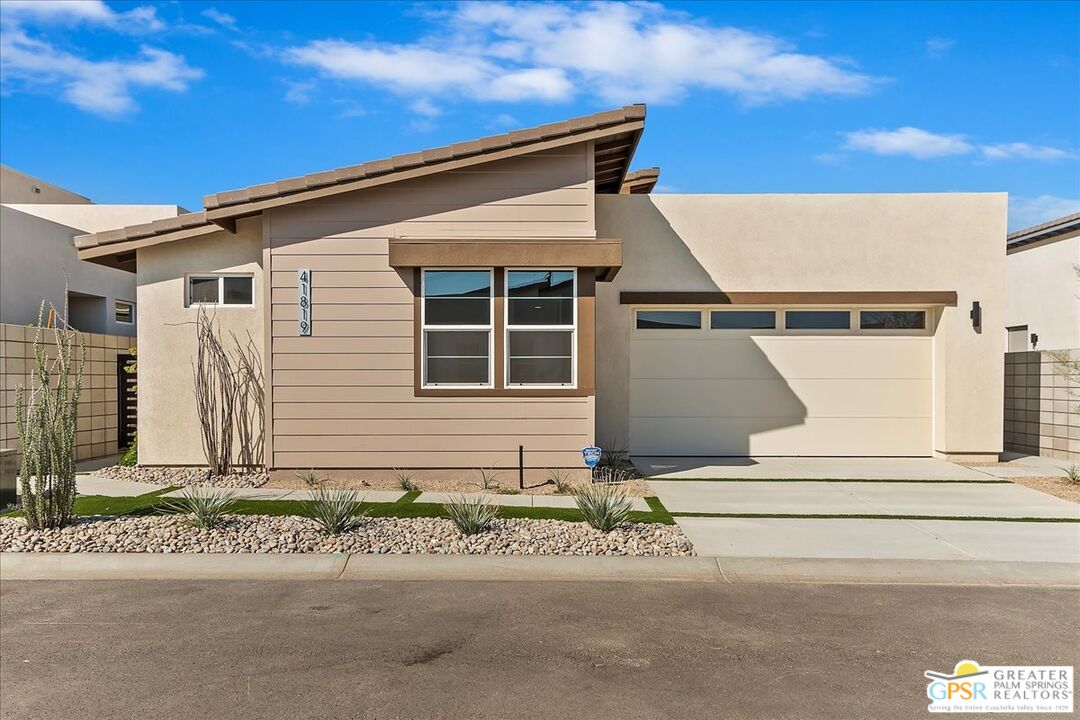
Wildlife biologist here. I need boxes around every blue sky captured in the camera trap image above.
[1,0,1077,230]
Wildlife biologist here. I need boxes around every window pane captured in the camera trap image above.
[711,311,775,329]
[189,277,218,304]
[785,311,850,330]
[425,330,489,385]
[636,311,701,329]
[860,311,926,330]
[509,358,573,385]
[424,270,490,298]
[425,298,490,325]
[509,330,573,357]
[508,298,573,325]
[508,270,574,298]
[115,302,133,323]
[223,276,253,305]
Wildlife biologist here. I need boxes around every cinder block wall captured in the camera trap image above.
[1004,350,1080,462]
[0,323,133,463]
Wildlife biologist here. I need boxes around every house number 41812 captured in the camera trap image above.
[297,269,311,336]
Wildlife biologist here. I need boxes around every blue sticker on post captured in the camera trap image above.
[582,445,602,468]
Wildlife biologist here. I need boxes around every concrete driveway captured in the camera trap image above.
[636,456,992,480]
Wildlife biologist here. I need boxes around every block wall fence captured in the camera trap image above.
[1004,349,1080,463]
[0,323,133,463]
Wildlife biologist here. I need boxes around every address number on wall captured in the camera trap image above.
[297,269,311,336]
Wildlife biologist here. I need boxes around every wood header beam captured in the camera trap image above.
[619,291,959,306]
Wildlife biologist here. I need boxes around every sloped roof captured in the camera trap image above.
[76,104,646,265]
[619,167,660,194]
[1007,211,1080,251]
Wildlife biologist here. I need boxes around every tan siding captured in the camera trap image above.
[268,142,596,469]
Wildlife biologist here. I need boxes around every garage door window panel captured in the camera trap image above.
[710,310,776,330]
[422,269,493,387]
[785,310,851,330]
[506,269,575,387]
[636,310,702,330]
[860,310,926,330]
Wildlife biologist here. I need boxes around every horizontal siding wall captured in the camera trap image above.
[267,143,595,469]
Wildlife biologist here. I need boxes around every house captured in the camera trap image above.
[1,165,186,336]
[1002,212,1080,462]
[73,105,1006,477]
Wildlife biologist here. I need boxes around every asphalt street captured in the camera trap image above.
[1,579,1077,719]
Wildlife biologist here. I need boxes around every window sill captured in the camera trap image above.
[415,386,593,398]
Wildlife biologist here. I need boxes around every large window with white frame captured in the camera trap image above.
[186,274,254,307]
[422,269,493,387]
[506,269,575,386]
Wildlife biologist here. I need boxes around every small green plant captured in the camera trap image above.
[162,488,236,530]
[304,487,366,535]
[394,468,418,492]
[546,468,574,494]
[497,486,520,495]
[598,437,632,471]
[471,467,502,491]
[574,484,633,532]
[1064,465,1080,486]
[118,434,138,467]
[296,469,321,489]
[592,466,632,485]
[444,495,499,535]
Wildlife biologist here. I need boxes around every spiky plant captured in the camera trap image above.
[296,469,321,489]
[16,302,85,530]
[444,495,499,535]
[304,487,366,535]
[574,483,633,533]
[547,468,574,494]
[1064,465,1080,486]
[393,468,418,492]
[162,487,236,530]
[471,467,502,491]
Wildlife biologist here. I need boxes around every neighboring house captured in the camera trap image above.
[0,165,185,336]
[1002,212,1080,462]
[74,105,1006,474]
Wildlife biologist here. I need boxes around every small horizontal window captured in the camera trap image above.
[785,311,850,330]
[423,270,491,326]
[711,311,775,330]
[636,310,701,330]
[187,275,253,307]
[860,310,926,330]
[115,301,134,324]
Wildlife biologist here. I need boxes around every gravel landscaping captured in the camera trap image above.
[0,515,692,556]
[96,465,269,489]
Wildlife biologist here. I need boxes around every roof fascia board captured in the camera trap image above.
[619,291,959,306]
[77,223,221,260]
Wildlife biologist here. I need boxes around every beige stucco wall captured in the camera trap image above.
[1005,231,1080,351]
[596,193,1007,457]
[0,165,90,205]
[136,218,264,465]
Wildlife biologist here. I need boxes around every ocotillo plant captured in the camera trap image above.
[15,302,85,530]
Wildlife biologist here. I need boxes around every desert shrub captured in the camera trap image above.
[394,468,418,492]
[592,466,632,485]
[444,495,499,535]
[471,467,502,491]
[1064,465,1080,486]
[304,487,366,535]
[574,484,633,532]
[118,434,138,467]
[547,468,574,494]
[162,488,236,530]
[296,469,321,489]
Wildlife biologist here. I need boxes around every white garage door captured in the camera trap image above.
[630,308,933,456]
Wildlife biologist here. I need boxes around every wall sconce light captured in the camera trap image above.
[969,301,981,332]
[1030,332,1039,349]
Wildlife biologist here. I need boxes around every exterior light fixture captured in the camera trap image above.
[969,301,981,332]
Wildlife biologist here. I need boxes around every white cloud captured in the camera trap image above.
[1008,195,1080,232]
[843,127,973,159]
[283,79,314,105]
[925,37,955,58]
[285,1,879,106]
[487,112,519,129]
[0,26,202,116]
[201,7,237,30]
[980,142,1076,161]
[0,0,163,32]
[409,98,441,117]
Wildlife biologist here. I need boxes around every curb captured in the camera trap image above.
[2,553,1078,586]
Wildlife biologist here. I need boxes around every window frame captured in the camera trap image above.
[185,274,255,308]
[504,268,577,388]
[709,309,777,331]
[782,309,854,333]
[634,309,704,331]
[421,267,494,389]
[858,309,929,332]
[114,299,135,325]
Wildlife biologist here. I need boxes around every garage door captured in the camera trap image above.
[630,308,933,456]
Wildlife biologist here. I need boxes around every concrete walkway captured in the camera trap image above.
[649,480,1080,519]
[416,491,650,511]
[159,487,407,503]
[636,456,991,480]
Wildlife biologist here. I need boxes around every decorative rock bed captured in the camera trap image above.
[96,465,269,489]
[0,515,692,556]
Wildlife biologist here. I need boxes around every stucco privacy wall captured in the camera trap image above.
[136,218,263,465]
[0,323,129,462]
[595,193,1007,457]
[266,143,595,469]
[1005,233,1080,351]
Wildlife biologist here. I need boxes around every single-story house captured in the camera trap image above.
[74,105,1006,477]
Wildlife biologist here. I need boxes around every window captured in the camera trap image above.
[636,310,701,329]
[186,275,254,307]
[1006,325,1029,352]
[506,270,575,386]
[785,310,850,330]
[860,310,926,330]
[711,310,775,329]
[422,269,492,386]
[114,300,134,325]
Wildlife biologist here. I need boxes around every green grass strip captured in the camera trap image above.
[398,490,422,504]
[644,496,675,524]
[647,477,1011,483]
[670,511,1080,523]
